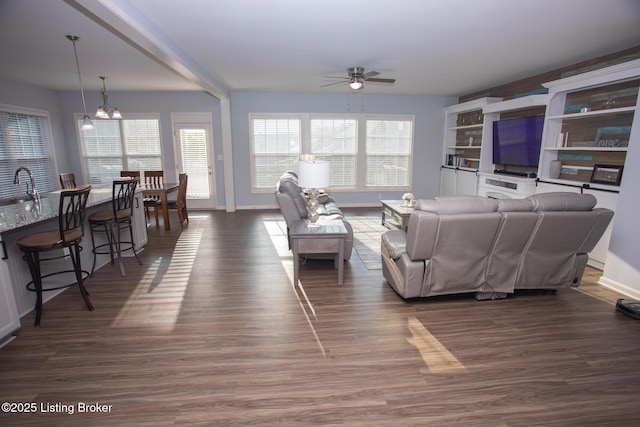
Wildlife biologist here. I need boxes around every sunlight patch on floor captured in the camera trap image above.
[263,217,326,358]
[111,223,204,332]
[406,316,467,374]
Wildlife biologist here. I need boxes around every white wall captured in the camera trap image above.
[600,104,640,299]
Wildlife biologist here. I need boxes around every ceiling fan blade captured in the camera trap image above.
[362,71,380,79]
[323,76,350,80]
[321,81,347,88]
[365,78,396,84]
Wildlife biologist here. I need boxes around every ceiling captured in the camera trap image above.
[1,0,639,99]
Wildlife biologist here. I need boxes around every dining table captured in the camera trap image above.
[141,182,179,231]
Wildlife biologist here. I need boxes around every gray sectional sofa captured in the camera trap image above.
[275,171,353,260]
[381,192,614,300]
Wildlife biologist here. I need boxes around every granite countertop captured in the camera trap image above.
[0,185,115,234]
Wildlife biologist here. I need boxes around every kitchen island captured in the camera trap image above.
[0,185,148,343]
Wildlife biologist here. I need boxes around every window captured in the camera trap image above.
[78,115,162,184]
[310,118,357,187]
[250,114,413,191]
[0,106,55,201]
[250,117,301,189]
[365,119,412,187]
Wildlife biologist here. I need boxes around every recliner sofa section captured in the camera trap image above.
[275,171,353,260]
[381,192,614,300]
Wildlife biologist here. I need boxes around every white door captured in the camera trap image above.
[173,120,216,209]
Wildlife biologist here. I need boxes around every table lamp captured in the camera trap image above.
[298,159,330,227]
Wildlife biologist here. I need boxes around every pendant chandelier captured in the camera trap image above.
[66,35,94,130]
[96,76,123,119]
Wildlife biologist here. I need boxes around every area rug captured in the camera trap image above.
[263,216,388,270]
[345,216,388,270]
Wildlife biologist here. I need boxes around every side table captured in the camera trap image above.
[289,218,348,286]
[381,200,414,232]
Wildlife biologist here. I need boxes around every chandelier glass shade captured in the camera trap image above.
[349,76,363,90]
[96,76,122,119]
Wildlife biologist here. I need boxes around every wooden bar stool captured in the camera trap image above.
[88,178,142,277]
[17,186,93,326]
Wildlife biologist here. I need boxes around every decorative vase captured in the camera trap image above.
[550,160,562,179]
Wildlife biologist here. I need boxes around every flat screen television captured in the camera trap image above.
[492,116,544,168]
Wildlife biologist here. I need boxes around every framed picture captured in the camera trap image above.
[590,164,624,185]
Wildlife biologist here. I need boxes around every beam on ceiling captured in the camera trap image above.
[64,0,230,100]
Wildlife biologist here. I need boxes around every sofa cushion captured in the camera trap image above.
[417,196,499,215]
[527,192,597,212]
[497,198,535,212]
[277,176,308,218]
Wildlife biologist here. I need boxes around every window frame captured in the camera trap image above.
[249,113,414,193]
[76,112,163,185]
[0,104,57,201]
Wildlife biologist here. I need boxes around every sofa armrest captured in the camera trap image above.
[381,230,407,260]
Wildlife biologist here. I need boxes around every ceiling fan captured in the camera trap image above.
[323,66,396,90]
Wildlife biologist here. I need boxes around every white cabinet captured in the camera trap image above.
[440,168,479,197]
[0,245,20,346]
[440,167,456,196]
[536,181,617,269]
[441,97,501,196]
[478,172,537,199]
[540,59,640,187]
[442,97,501,172]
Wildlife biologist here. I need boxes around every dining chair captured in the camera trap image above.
[154,173,188,227]
[143,170,164,226]
[120,170,141,180]
[17,186,93,326]
[59,172,77,189]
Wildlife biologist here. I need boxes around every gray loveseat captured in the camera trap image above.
[275,171,353,260]
[381,192,614,300]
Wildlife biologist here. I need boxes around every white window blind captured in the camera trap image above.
[251,117,301,189]
[79,116,162,184]
[365,119,412,187]
[0,108,55,201]
[310,118,357,187]
[178,128,209,199]
[250,114,413,192]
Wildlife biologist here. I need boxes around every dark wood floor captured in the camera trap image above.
[1,208,639,426]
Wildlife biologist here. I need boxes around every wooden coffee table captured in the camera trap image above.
[381,200,414,232]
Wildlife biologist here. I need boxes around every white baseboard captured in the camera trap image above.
[598,276,640,300]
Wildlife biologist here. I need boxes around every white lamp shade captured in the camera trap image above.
[298,160,330,189]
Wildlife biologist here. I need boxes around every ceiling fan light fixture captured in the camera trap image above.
[349,78,363,90]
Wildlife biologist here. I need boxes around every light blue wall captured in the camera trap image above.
[230,91,457,208]
[0,77,68,174]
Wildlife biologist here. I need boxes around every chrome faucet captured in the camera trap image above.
[14,166,41,206]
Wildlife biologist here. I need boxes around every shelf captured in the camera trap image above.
[482,94,549,114]
[448,124,483,130]
[543,147,628,152]
[548,106,636,120]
